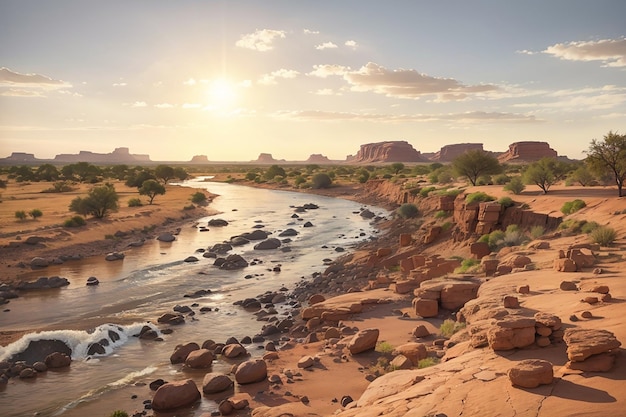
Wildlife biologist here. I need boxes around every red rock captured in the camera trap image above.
[308,294,325,305]
[152,379,201,411]
[399,233,412,247]
[582,297,599,304]
[498,141,557,163]
[348,328,379,354]
[566,353,617,372]
[393,342,427,365]
[470,242,491,260]
[430,143,484,161]
[503,296,519,308]
[412,297,438,318]
[517,285,530,294]
[202,373,233,394]
[235,359,267,384]
[508,359,554,388]
[44,352,71,368]
[390,354,412,370]
[170,342,199,364]
[555,258,577,272]
[579,283,609,294]
[348,141,426,163]
[412,325,430,338]
[559,281,578,291]
[185,349,214,369]
[567,248,596,269]
[563,328,621,362]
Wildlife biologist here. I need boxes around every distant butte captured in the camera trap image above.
[498,141,558,163]
[305,154,331,164]
[431,143,484,162]
[347,140,427,163]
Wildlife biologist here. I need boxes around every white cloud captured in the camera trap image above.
[131,101,147,107]
[308,64,350,78]
[315,42,338,50]
[0,67,70,88]
[1,88,45,97]
[345,40,358,49]
[303,29,319,35]
[543,37,626,67]
[343,62,499,100]
[236,29,286,51]
[239,80,252,88]
[154,103,175,109]
[258,69,300,85]
[183,78,197,86]
[112,82,127,87]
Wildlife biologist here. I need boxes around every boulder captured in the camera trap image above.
[412,325,430,338]
[157,233,176,242]
[202,373,233,394]
[254,238,282,250]
[348,328,379,355]
[440,282,481,310]
[297,355,316,369]
[44,352,71,368]
[222,344,247,358]
[508,359,554,388]
[559,281,578,291]
[393,343,427,366]
[30,257,49,268]
[170,342,200,364]
[208,218,229,227]
[152,379,201,410]
[185,349,214,369]
[470,242,491,260]
[390,354,413,370]
[563,328,621,362]
[235,359,267,384]
[554,258,577,272]
[487,317,536,350]
[105,252,125,261]
[412,298,438,318]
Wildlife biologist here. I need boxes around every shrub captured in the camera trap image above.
[417,357,440,369]
[530,225,545,239]
[590,226,617,246]
[190,192,207,204]
[465,192,495,205]
[376,341,395,355]
[311,173,332,189]
[109,411,129,417]
[397,203,419,219]
[128,198,143,207]
[42,181,75,193]
[561,199,586,215]
[493,174,510,185]
[419,186,436,197]
[245,172,257,181]
[29,209,43,219]
[581,221,599,234]
[455,258,480,273]
[504,176,525,195]
[64,216,86,227]
[15,210,27,220]
[441,221,453,231]
[439,319,466,337]
[183,204,196,210]
[498,196,514,208]
[435,210,449,219]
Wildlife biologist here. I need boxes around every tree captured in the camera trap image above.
[523,158,568,194]
[311,173,332,189]
[504,176,525,195]
[452,150,502,186]
[125,168,155,188]
[15,210,27,220]
[63,162,101,182]
[154,165,175,185]
[29,209,43,219]
[36,164,60,181]
[264,165,286,180]
[139,179,166,204]
[390,163,405,175]
[585,131,626,197]
[173,167,189,181]
[70,183,119,218]
[570,165,595,186]
[190,191,207,204]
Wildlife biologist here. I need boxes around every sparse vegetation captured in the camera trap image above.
[419,186,437,197]
[311,173,332,189]
[376,341,395,355]
[452,149,502,186]
[522,157,568,194]
[417,357,440,369]
[128,198,143,207]
[465,192,495,205]
[504,176,525,195]
[586,130,626,197]
[109,411,129,417]
[455,258,480,273]
[498,196,514,208]
[15,210,27,221]
[530,225,545,239]
[69,183,119,219]
[590,226,617,246]
[63,216,86,227]
[435,210,450,219]
[190,191,207,204]
[139,179,166,204]
[397,203,419,219]
[439,319,466,337]
[42,181,75,193]
[29,209,43,219]
[561,199,586,215]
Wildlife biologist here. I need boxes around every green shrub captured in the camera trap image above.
[465,192,495,205]
[456,258,480,273]
[397,203,419,219]
[504,176,525,195]
[581,221,599,234]
[29,209,43,219]
[42,181,75,193]
[109,411,129,417]
[64,216,86,227]
[311,173,332,189]
[190,192,207,204]
[183,204,196,210]
[439,319,466,337]
[417,357,440,368]
[15,210,27,220]
[493,174,510,185]
[488,230,505,250]
[561,199,586,215]
[376,341,395,355]
[441,221,453,231]
[590,226,617,246]
[128,198,143,207]
[498,197,514,208]
[558,219,586,234]
[419,186,436,197]
[530,225,545,239]
[435,210,449,219]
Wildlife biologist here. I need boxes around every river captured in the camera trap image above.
[0,178,388,417]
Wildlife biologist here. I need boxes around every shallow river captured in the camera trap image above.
[0,178,387,417]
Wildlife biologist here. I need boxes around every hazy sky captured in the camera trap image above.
[1,1,625,162]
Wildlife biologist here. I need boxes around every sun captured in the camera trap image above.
[207,78,237,108]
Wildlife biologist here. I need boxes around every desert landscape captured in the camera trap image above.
[0,145,624,417]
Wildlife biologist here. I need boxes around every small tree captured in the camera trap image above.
[139,179,166,204]
[390,162,405,175]
[585,131,626,197]
[190,191,207,204]
[523,158,568,194]
[397,203,419,219]
[70,183,119,218]
[29,209,43,219]
[311,173,332,189]
[452,150,502,186]
[504,176,525,195]
[154,165,175,185]
[15,210,27,221]
[264,165,286,180]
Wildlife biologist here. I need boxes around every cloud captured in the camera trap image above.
[543,38,626,67]
[343,62,499,100]
[112,82,127,87]
[130,101,147,107]
[154,103,175,109]
[308,64,351,78]
[258,69,300,85]
[0,67,70,88]
[345,40,358,49]
[312,88,336,96]
[514,85,626,111]
[236,29,286,51]
[315,42,338,50]
[303,29,319,35]
[183,78,197,86]
[1,88,45,97]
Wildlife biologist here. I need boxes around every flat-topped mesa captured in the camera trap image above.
[190,155,209,163]
[348,140,426,163]
[253,153,286,164]
[305,154,331,164]
[430,143,484,162]
[1,152,37,162]
[53,147,151,163]
[498,141,557,162]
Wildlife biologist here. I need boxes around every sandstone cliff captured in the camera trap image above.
[253,153,285,164]
[53,147,151,163]
[498,141,557,162]
[347,141,426,163]
[430,143,484,162]
[305,154,331,164]
[190,155,209,163]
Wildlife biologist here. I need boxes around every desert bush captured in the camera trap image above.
[419,186,436,197]
[455,258,480,273]
[493,174,510,185]
[311,173,332,189]
[128,198,143,207]
[465,192,495,205]
[109,411,129,417]
[190,192,207,204]
[376,341,395,355]
[435,210,450,219]
[417,357,440,369]
[504,176,525,195]
[561,199,586,215]
[590,226,617,246]
[441,221,453,231]
[397,203,419,219]
[245,172,257,181]
[42,181,75,193]
[64,216,86,227]
[530,225,545,239]
[15,210,27,220]
[498,196,514,208]
[558,219,587,235]
[29,209,43,219]
[440,319,466,337]
[183,204,196,210]
[581,221,599,234]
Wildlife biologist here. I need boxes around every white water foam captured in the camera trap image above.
[0,322,159,361]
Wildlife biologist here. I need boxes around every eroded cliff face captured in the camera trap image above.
[430,143,484,162]
[348,141,426,163]
[498,141,557,162]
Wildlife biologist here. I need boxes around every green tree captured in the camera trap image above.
[15,210,27,220]
[13,165,35,182]
[64,162,101,182]
[585,131,626,197]
[264,165,286,180]
[452,150,502,186]
[311,173,332,189]
[356,168,370,183]
[190,191,207,204]
[36,164,60,181]
[139,179,166,204]
[523,158,568,194]
[390,163,405,175]
[570,165,595,186]
[125,168,155,188]
[154,165,175,185]
[173,166,189,181]
[70,183,119,218]
[29,209,43,219]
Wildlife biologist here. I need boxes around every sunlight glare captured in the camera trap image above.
[207,78,237,108]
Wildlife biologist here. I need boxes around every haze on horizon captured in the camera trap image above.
[0,0,625,162]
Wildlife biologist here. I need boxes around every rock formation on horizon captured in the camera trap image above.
[498,141,557,162]
[430,143,484,162]
[347,141,427,163]
[190,155,209,163]
[53,147,151,163]
[254,153,285,164]
[1,152,38,162]
[305,154,331,164]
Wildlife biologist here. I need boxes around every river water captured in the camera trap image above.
[0,178,387,417]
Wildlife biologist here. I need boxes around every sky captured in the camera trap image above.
[1,0,625,162]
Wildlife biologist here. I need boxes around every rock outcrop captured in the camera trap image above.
[305,154,331,164]
[53,147,150,163]
[254,153,285,164]
[190,155,209,163]
[430,143,484,162]
[347,141,426,163]
[498,141,557,162]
